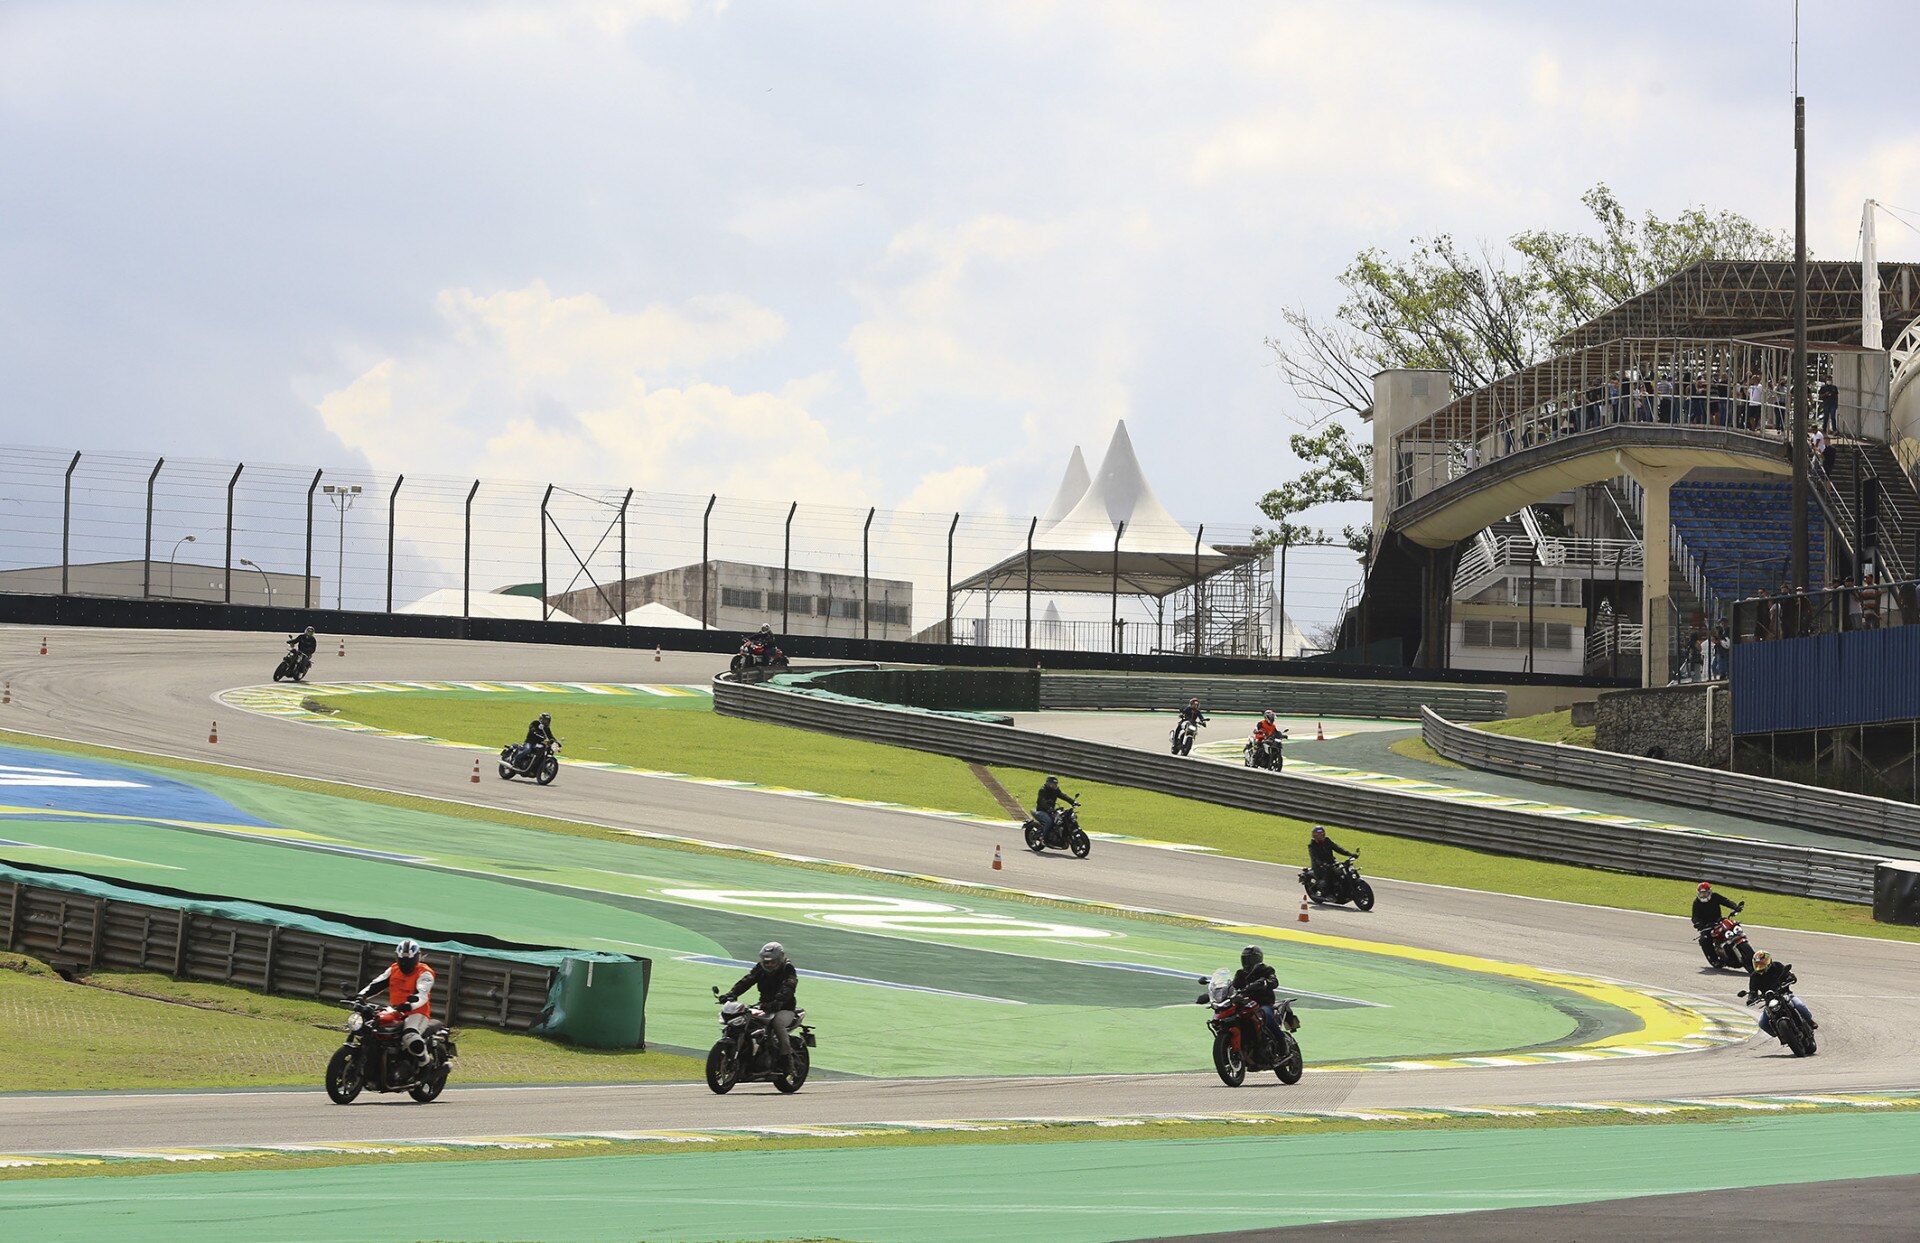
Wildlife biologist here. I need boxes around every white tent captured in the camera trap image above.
[598,601,710,629]
[956,421,1239,597]
[1038,445,1091,532]
[398,588,580,623]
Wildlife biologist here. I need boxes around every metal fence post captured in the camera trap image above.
[946,512,959,644]
[59,451,81,595]
[463,480,480,619]
[1277,535,1289,658]
[701,493,716,628]
[782,502,797,634]
[1024,516,1037,652]
[618,488,633,624]
[1110,520,1127,654]
[223,462,243,604]
[1191,525,1203,656]
[538,484,553,620]
[386,475,403,614]
[143,457,164,598]
[303,469,321,609]
[862,506,876,644]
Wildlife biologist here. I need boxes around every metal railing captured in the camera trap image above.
[714,676,1886,903]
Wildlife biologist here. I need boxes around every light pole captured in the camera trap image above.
[168,534,198,598]
[239,558,273,607]
[323,484,362,610]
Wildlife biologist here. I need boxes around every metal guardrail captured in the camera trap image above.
[1035,674,1507,721]
[1420,706,1920,860]
[715,677,1885,903]
[0,876,558,1031]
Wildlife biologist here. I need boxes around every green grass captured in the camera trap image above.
[0,953,703,1093]
[1474,710,1596,748]
[312,694,1920,945]
[1387,736,1462,767]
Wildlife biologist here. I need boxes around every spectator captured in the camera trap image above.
[1688,374,1709,425]
[1710,375,1731,426]
[1745,374,1765,431]
[1810,426,1829,474]
[1657,374,1675,423]
[1818,378,1840,434]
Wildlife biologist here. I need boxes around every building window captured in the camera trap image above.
[822,598,860,619]
[768,592,813,614]
[868,603,910,626]
[720,587,763,610]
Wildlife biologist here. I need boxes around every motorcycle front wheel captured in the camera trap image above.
[1068,829,1091,859]
[1212,1030,1247,1087]
[537,758,559,786]
[705,1042,739,1094]
[325,1048,363,1105]
[408,1064,449,1103]
[1274,1034,1304,1084]
[774,1045,811,1094]
[1351,880,1375,912]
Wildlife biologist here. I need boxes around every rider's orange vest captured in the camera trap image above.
[387,961,431,1018]
[1254,720,1278,741]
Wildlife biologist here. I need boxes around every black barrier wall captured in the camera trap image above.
[0,591,1631,688]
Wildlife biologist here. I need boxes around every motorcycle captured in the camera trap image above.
[498,737,562,784]
[1170,716,1207,756]
[272,641,312,683]
[1299,855,1375,911]
[706,985,816,1094]
[1196,967,1303,1086]
[729,637,790,673]
[1243,732,1286,771]
[1741,976,1817,1058]
[325,997,456,1104]
[1697,905,1753,970]
[1022,799,1092,858]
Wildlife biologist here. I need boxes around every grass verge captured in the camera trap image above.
[0,953,702,1093]
[6,1098,1916,1182]
[298,696,1920,945]
[1473,709,1596,748]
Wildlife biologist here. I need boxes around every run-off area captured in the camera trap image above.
[0,742,1637,1078]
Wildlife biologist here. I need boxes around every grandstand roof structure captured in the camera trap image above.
[955,421,1239,597]
[1553,260,1920,351]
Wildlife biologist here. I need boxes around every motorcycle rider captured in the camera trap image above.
[521,712,556,769]
[1692,881,1743,956]
[752,623,778,666]
[286,626,317,675]
[1231,945,1287,1054]
[355,937,436,1070]
[1250,710,1284,768]
[1743,950,1818,1033]
[722,941,800,1071]
[1033,776,1078,844]
[1306,826,1356,897]
[1172,697,1208,753]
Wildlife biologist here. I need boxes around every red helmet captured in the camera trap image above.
[1311,826,1327,840]
[1697,882,1712,896]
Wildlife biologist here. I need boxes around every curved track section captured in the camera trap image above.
[1,626,1916,1148]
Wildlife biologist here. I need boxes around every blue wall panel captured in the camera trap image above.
[1732,626,1920,734]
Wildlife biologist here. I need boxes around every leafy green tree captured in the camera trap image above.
[1257,184,1792,551]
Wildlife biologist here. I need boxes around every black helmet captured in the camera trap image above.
[1044,775,1060,788]
[539,712,551,724]
[1240,945,1263,971]
[759,941,787,970]
[1311,826,1327,840]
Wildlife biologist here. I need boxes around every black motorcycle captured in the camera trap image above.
[1243,733,1286,771]
[1300,855,1375,911]
[1197,967,1304,1086]
[706,986,815,1094]
[1741,977,1817,1058]
[272,641,312,683]
[498,738,562,784]
[1170,716,1206,756]
[1022,800,1092,858]
[325,997,456,1104]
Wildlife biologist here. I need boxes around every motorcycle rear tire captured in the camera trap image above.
[537,758,559,786]
[774,1045,811,1093]
[325,1048,363,1105]
[705,1042,739,1094]
[1351,880,1375,912]
[1023,824,1045,853]
[408,1065,449,1103]
[1212,1030,1247,1087]
[1275,1033,1304,1084]
[1068,829,1091,859]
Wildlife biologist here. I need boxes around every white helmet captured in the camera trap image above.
[395,938,421,967]
[759,941,787,970]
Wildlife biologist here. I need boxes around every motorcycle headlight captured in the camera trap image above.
[346,1012,364,1032]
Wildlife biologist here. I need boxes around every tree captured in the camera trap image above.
[1257,185,1792,549]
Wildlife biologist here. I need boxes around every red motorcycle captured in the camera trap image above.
[1196,967,1303,1086]
[1698,904,1754,970]
[730,636,790,673]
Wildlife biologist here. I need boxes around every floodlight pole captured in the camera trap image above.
[463,480,480,619]
[1790,92,1811,590]
[1110,520,1126,654]
[700,494,716,628]
[862,507,876,644]
[783,502,797,634]
[1024,516,1037,653]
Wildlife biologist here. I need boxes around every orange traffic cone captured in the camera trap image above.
[992,844,1003,871]
[2,681,10,705]
[39,637,48,655]
[337,635,346,657]
[209,721,219,744]
[1316,722,1325,741]
[1297,897,1310,923]
[470,758,481,784]
[654,645,662,662]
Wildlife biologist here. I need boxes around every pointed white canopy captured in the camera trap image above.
[956,421,1238,597]
[598,600,710,629]
[398,588,580,623]
[1039,446,1091,531]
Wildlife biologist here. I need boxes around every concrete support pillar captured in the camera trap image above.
[1619,454,1688,687]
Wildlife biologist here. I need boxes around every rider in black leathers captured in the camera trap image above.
[1033,776,1077,843]
[1178,698,1207,726]
[723,942,800,1069]
[285,626,317,675]
[1744,950,1817,1033]
[1692,882,1743,957]
[522,712,555,767]
[1307,826,1356,895]
[1230,945,1287,1052]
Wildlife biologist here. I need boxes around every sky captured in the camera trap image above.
[6,0,1920,537]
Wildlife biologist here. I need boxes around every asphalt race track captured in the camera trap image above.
[3,626,1918,1157]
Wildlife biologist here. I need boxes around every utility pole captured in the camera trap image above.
[1789,8,1811,591]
